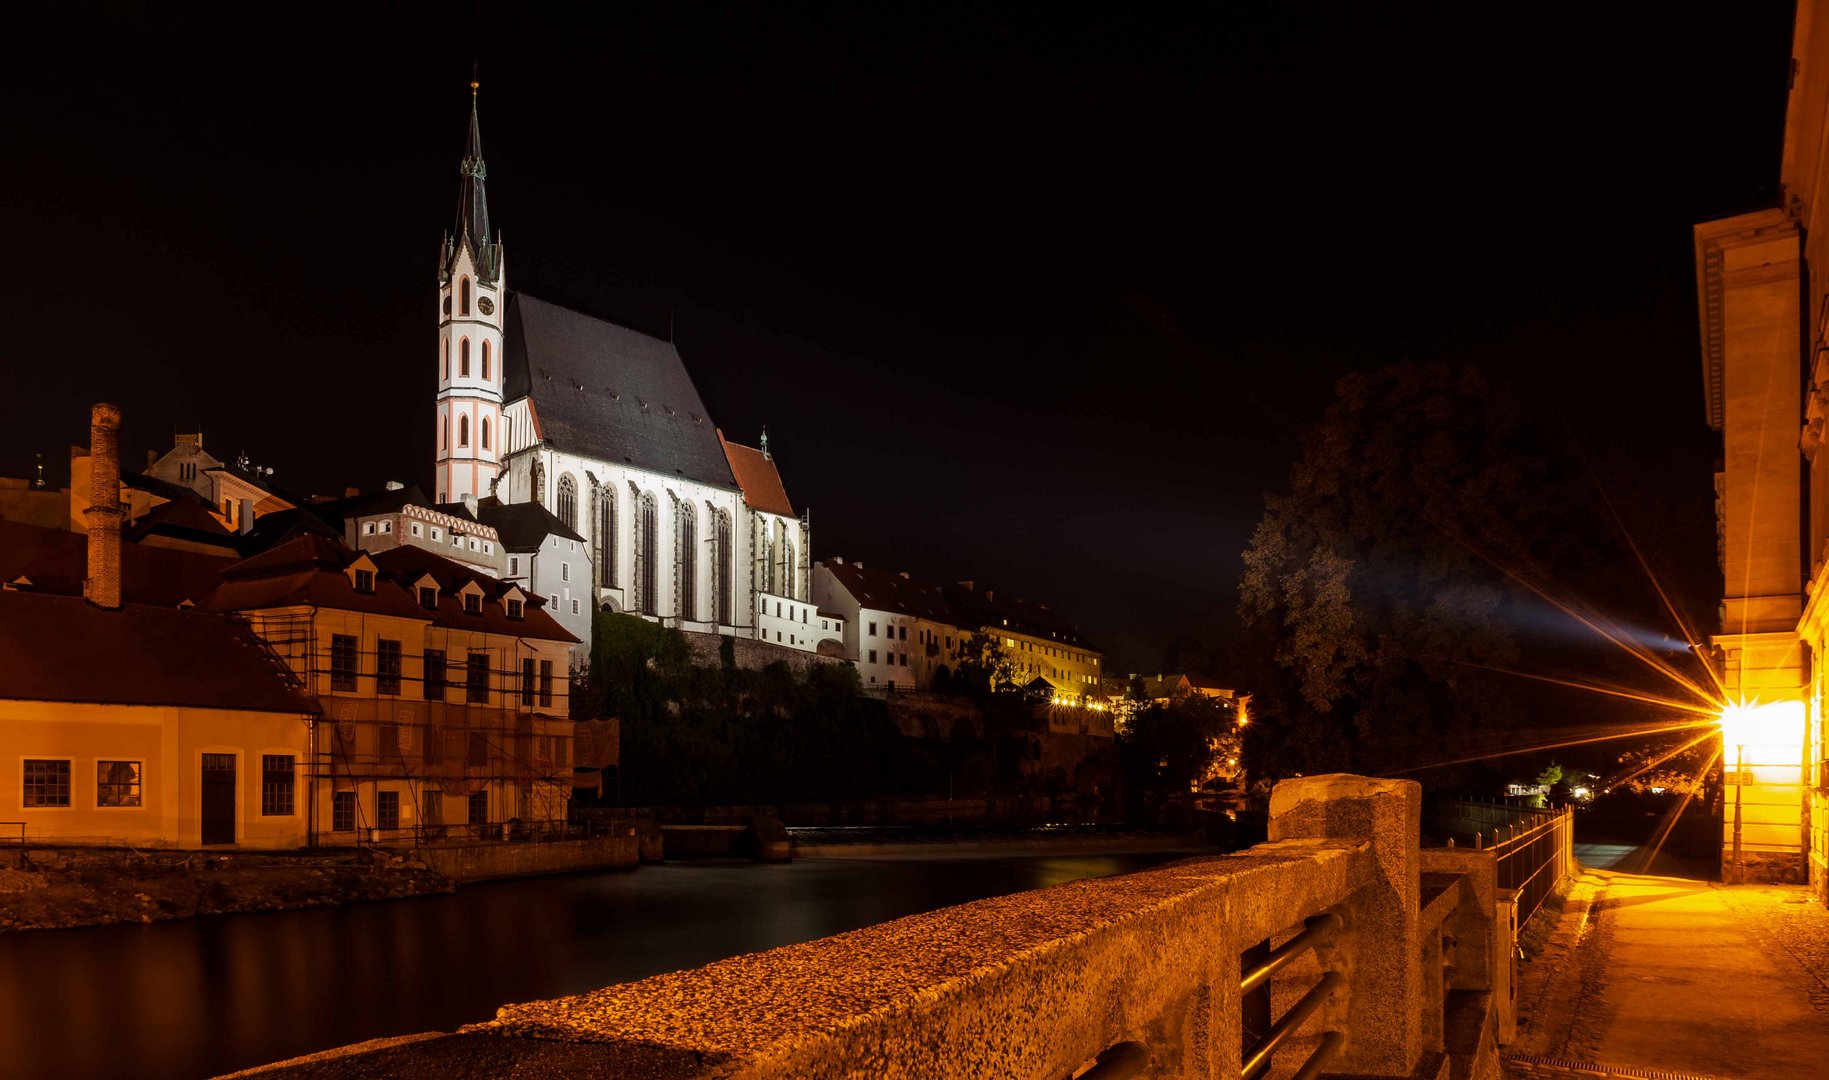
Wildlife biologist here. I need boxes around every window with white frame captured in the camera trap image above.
[96,760,141,807]
[23,759,70,807]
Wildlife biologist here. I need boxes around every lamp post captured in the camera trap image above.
[1731,741,1745,884]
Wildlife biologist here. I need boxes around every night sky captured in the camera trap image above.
[1,3,1797,668]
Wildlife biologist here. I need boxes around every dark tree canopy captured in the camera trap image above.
[1239,362,1586,779]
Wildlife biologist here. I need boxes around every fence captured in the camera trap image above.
[1440,798,1574,929]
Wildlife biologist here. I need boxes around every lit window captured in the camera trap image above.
[97,761,141,807]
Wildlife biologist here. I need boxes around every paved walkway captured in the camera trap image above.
[1507,852,1829,1080]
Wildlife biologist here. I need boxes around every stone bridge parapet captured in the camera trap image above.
[236,774,1507,1080]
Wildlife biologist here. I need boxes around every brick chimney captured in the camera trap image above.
[83,403,124,610]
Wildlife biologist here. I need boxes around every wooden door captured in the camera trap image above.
[201,754,236,845]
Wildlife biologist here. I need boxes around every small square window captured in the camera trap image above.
[868,622,877,637]
[509,556,519,575]
[419,586,438,610]
[431,528,442,541]
[571,599,580,615]
[507,598,523,619]
[411,523,423,537]
[381,521,392,534]
[97,760,141,807]
[464,593,482,615]
[868,650,877,664]
[353,568,375,594]
[483,542,492,554]
[561,563,570,582]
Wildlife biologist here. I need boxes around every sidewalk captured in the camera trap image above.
[1506,852,1829,1079]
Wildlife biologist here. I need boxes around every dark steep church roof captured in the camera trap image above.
[503,292,738,491]
[475,499,586,552]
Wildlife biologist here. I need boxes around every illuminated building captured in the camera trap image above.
[1693,0,1829,892]
[433,87,811,657]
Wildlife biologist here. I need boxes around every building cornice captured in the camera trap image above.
[1694,208,1799,431]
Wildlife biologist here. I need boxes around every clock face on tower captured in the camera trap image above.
[478,297,495,316]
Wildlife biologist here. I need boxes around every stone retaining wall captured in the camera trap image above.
[415,835,638,883]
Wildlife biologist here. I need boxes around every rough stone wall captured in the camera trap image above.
[680,630,847,675]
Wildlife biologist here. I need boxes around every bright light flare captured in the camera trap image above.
[1716,699,1805,754]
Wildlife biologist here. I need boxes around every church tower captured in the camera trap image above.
[434,81,506,505]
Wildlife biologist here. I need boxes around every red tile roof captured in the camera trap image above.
[718,430,796,517]
[0,519,232,607]
[0,590,317,714]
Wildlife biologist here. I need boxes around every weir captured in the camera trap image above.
[243,774,1568,1079]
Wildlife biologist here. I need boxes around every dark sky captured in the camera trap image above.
[0,2,1796,668]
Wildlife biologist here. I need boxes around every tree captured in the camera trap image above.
[1118,691,1240,811]
[954,630,1017,696]
[1238,363,1567,781]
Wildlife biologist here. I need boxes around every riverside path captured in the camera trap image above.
[1504,845,1829,1080]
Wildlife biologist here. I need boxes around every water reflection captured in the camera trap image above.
[0,851,1187,1080]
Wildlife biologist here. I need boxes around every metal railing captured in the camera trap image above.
[1,822,23,868]
[1475,806,1572,928]
[1240,910,1347,1080]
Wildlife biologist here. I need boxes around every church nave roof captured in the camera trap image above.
[502,292,738,492]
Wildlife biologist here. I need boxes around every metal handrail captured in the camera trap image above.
[1241,912,1344,995]
[1241,970,1344,1080]
[1075,1041,1147,1080]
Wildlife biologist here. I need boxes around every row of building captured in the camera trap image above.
[0,86,1228,850]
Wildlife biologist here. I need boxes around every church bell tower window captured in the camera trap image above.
[482,340,491,381]
[460,277,471,316]
[460,338,470,378]
[481,417,491,451]
[459,415,470,448]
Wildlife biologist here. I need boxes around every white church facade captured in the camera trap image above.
[430,87,826,662]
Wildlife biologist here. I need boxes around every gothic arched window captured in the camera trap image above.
[442,337,449,381]
[556,474,577,529]
[482,340,491,381]
[460,338,471,378]
[481,417,491,451]
[460,277,471,316]
[596,490,617,588]
[459,415,470,448]
[678,500,697,621]
[441,414,447,451]
[714,508,732,625]
[531,460,545,506]
[636,492,658,615]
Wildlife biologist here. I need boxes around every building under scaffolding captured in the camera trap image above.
[204,534,577,845]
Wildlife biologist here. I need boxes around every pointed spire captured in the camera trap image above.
[451,77,499,282]
[760,426,771,460]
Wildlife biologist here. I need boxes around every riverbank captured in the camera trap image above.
[0,847,452,933]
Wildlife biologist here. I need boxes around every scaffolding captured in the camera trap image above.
[237,608,576,846]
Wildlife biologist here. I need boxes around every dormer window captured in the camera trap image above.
[363,522,376,535]
[507,599,523,620]
[353,569,375,594]
[418,586,438,610]
[464,593,482,615]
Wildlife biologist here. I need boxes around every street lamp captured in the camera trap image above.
[1716,700,1806,883]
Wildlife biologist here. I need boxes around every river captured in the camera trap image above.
[0,850,1193,1080]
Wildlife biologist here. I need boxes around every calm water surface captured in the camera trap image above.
[0,851,1189,1080]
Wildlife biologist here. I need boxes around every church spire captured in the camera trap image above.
[449,79,500,283]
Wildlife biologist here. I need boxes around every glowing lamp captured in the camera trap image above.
[1717,700,1805,759]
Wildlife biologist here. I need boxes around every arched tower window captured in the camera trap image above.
[460,277,471,316]
[714,508,732,625]
[557,475,577,528]
[636,492,658,615]
[443,337,449,381]
[460,338,471,378]
[531,460,545,506]
[441,414,448,451]
[783,539,796,601]
[481,417,491,451]
[678,501,697,621]
[597,489,618,588]
[459,415,470,448]
[482,340,492,381]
